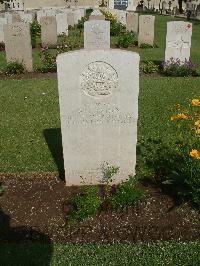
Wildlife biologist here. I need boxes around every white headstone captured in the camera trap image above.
[126,12,138,33]
[56,13,68,36]
[109,0,115,9]
[0,18,7,42]
[4,22,33,72]
[84,20,110,50]
[165,21,192,62]
[40,16,57,47]
[57,49,140,186]
[138,15,155,46]
[20,14,33,24]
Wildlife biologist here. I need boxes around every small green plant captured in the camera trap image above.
[162,58,197,77]
[36,47,56,73]
[140,61,159,74]
[4,62,25,76]
[101,162,119,201]
[68,178,101,224]
[116,32,137,48]
[139,43,154,48]
[30,20,41,48]
[109,177,144,210]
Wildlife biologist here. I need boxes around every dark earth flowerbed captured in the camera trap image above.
[0,174,199,244]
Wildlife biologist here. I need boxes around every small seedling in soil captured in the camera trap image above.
[101,162,119,201]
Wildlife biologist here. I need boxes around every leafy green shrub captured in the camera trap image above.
[77,15,89,30]
[101,10,125,36]
[109,177,144,210]
[140,43,158,49]
[30,20,41,48]
[36,48,56,73]
[138,99,200,207]
[68,185,101,224]
[116,32,137,48]
[140,61,159,74]
[4,62,25,76]
[101,162,119,201]
[162,58,197,77]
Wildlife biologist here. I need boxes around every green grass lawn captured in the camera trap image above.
[0,76,199,173]
[0,14,199,72]
[0,241,199,265]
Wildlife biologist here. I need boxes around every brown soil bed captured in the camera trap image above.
[0,173,199,244]
[0,72,57,80]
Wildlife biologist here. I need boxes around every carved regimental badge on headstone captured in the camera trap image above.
[84,20,110,50]
[80,61,118,98]
[57,49,140,186]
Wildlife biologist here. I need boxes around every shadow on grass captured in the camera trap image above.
[44,128,65,181]
[0,208,53,265]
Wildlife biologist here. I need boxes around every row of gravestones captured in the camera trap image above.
[0,8,86,44]
[2,9,192,73]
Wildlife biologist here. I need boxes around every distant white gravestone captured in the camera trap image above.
[138,15,155,46]
[165,21,192,62]
[4,22,33,72]
[84,20,110,50]
[40,16,57,47]
[56,13,68,36]
[0,18,7,43]
[57,49,140,186]
[126,12,138,33]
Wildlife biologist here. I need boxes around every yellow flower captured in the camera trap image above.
[170,113,189,121]
[195,120,200,135]
[191,99,200,107]
[189,149,200,159]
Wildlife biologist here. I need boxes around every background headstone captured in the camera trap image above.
[20,14,33,24]
[57,49,140,186]
[56,13,68,35]
[66,12,75,27]
[138,15,155,46]
[165,21,192,62]
[40,16,57,47]
[126,12,138,33]
[0,18,7,42]
[12,14,21,23]
[4,22,33,72]
[84,20,110,50]
[89,9,105,20]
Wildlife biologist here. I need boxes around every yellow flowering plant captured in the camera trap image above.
[138,98,200,208]
[168,98,200,206]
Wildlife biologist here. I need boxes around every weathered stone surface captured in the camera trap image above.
[89,9,105,20]
[109,0,115,9]
[84,20,110,50]
[0,18,7,42]
[126,11,138,33]
[165,21,192,62]
[57,49,140,186]
[4,22,33,72]
[12,14,21,23]
[56,13,68,35]
[138,15,155,46]
[40,16,57,47]
[20,14,33,24]
[66,12,75,27]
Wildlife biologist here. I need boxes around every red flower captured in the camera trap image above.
[187,24,192,29]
